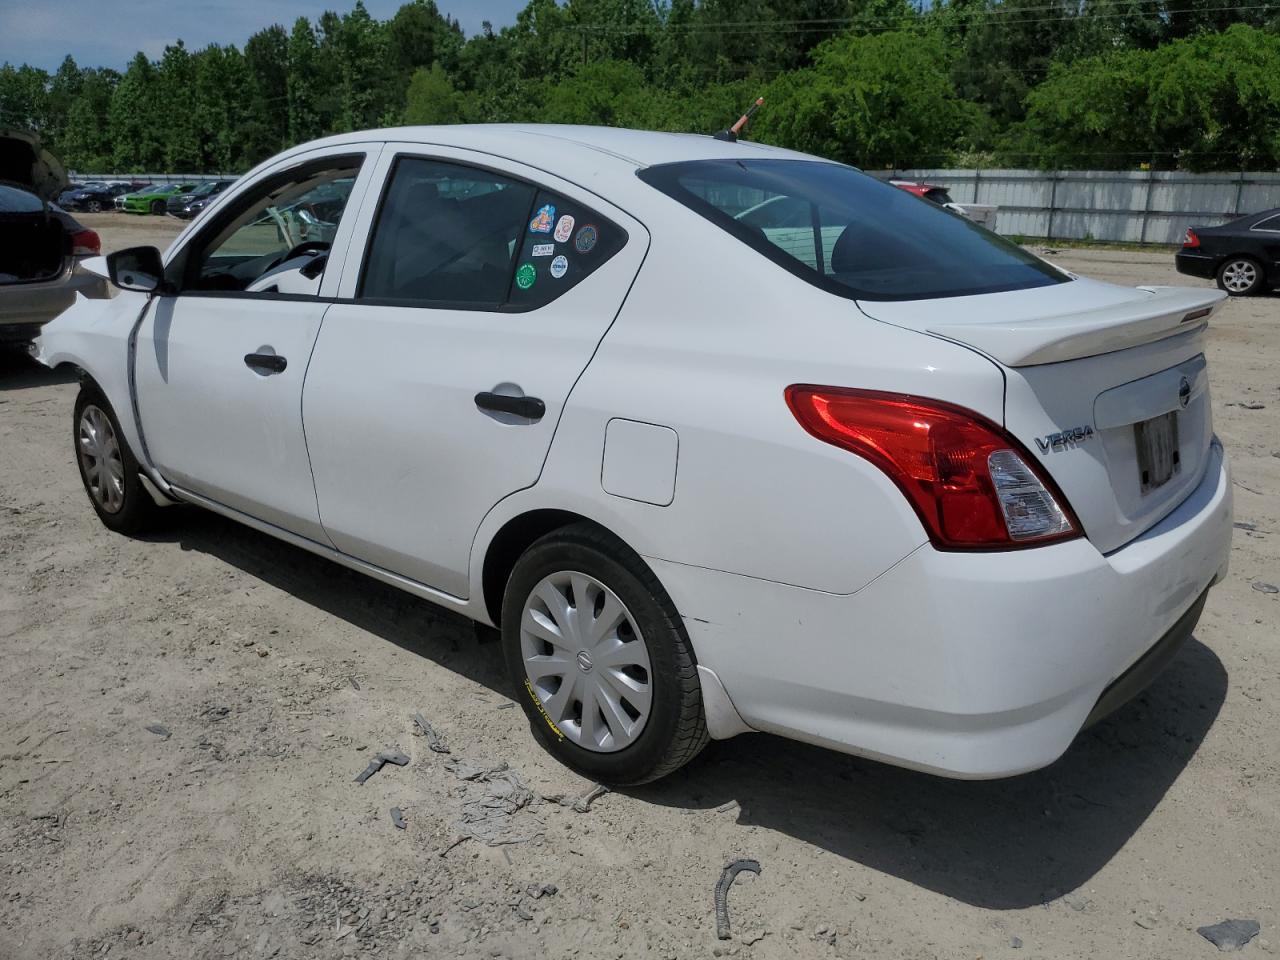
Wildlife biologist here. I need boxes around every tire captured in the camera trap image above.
[150,200,165,215]
[86,199,101,213]
[1216,256,1265,296]
[500,523,708,785]
[73,384,161,535]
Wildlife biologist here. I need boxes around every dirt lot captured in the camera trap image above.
[1,217,1277,960]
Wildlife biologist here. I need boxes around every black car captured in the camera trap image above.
[166,179,236,218]
[60,182,133,213]
[1175,207,1280,296]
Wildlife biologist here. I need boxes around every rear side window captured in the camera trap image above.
[360,156,626,309]
[506,190,626,309]
[1252,214,1280,232]
[638,159,1066,302]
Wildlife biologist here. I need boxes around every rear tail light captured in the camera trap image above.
[785,386,1079,549]
[70,228,101,256]
[1182,228,1200,249]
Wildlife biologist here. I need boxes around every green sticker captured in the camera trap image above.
[515,263,536,290]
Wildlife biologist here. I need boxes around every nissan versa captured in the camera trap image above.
[35,126,1232,785]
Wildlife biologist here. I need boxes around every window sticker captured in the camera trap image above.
[549,255,568,279]
[531,243,554,257]
[553,214,575,243]
[574,224,598,253]
[529,204,555,234]
[515,263,537,289]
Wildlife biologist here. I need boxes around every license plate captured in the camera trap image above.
[1134,411,1181,494]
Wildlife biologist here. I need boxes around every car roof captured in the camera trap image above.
[273,124,825,175]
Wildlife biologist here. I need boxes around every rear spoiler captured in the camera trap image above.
[927,286,1226,367]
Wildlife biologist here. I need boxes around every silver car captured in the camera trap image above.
[0,129,110,344]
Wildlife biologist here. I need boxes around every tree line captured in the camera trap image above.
[2,0,1279,174]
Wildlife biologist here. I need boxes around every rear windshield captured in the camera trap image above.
[638,159,1066,301]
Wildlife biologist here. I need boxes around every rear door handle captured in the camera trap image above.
[244,352,287,374]
[474,391,545,421]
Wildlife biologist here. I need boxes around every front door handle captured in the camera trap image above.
[474,391,545,421]
[244,352,287,374]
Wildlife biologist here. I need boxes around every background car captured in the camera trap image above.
[1176,208,1280,295]
[0,129,108,344]
[59,181,134,213]
[120,182,197,215]
[114,183,154,211]
[890,179,998,229]
[167,179,236,218]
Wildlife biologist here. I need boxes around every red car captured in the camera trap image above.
[890,179,997,229]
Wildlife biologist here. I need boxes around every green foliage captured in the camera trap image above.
[1019,25,1280,170]
[1,0,1277,174]
[403,63,466,125]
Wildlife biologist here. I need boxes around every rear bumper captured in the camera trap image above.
[656,440,1232,779]
[0,263,111,334]
[1175,251,1218,280]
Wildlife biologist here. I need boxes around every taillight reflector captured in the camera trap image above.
[70,228,101,256]
[1182,228,1200,249]
[785,385,1080,549]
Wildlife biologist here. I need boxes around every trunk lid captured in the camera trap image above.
[0,128,69,202]
[0,183,69,285]
[858,277,1226,553]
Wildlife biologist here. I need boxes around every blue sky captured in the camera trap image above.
[0,0,529,71]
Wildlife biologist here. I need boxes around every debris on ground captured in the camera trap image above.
[390,807,406,830]
[445,759,541,845]
[1011,935,1024,948]
[354,749,410,785]
[544,783,609,813]
[1197,919,1261,952]
[714,858,761,940]
[349,676,361,691]
[411,712,450,753]
[1251,582,1278,594]
[144,724,171,739]
[200,705,230,722]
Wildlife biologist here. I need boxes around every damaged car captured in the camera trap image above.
[0,128,109,344]
[36,126,1232,785]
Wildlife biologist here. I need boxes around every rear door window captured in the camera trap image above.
[506,190,626,310]
[639,159,1066,302]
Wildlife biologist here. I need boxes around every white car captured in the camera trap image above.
[36,125,1233,785]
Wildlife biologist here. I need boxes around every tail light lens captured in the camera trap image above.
[785,385,1080,549]
[70,228,101,256]
[1182,228,1200,249]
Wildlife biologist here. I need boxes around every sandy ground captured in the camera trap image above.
[1,217,1278,960]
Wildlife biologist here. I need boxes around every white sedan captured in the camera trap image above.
[37,125,1233,784]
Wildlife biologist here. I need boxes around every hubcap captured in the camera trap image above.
[1223,260,1257,293]
[78,405,125,513]
[520,571,653,752]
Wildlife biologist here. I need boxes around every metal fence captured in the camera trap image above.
[870,169,1280,244]
[69,172,239,186]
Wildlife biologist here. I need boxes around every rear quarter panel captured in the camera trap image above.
[503,211,1007,596]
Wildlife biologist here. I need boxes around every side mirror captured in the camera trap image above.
[106,246,165,293]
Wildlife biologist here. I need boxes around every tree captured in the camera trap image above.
[107,53,165,170]
[755,29,983,167]
[403,63,466,124]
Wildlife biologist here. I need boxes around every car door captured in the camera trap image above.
[134,146,381,542]
[303,145,649,599]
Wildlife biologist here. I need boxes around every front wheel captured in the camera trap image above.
[501,523,708,784]
[149,200,165,215]
[86,199,102,213]
[73,385,161,534]
[1217,256,1265,296]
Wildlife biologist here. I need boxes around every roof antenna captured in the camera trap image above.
[714,97,764,142]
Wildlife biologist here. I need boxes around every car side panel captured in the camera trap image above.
[479,214,1007,598]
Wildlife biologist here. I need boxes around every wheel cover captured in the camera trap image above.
[78,404,125,513]
[519,571,653,752]
[1223,260,1257,292]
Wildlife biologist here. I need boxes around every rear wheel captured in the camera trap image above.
[1217,256,1264,296]
[500,523,708,784]
[73,384,161,534]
